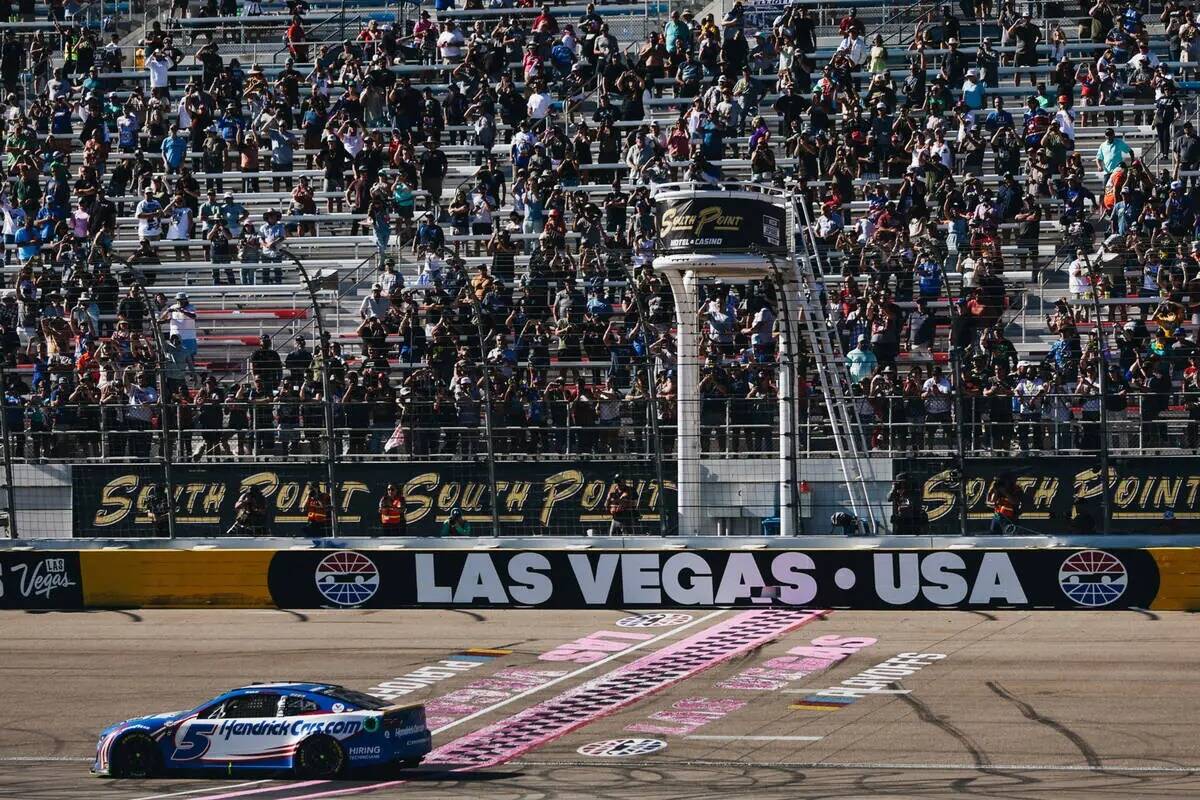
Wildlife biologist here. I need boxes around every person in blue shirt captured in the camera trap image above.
[983,97,1013,134]
[216,105,242,146]
[14,215,41,265]
[916,256,944,298]
[219,192,247,236]
[664,10,691,53]
[267,126,295,191]
[160,124,188,174]
[34,199,56,243]
[699,114,726,161]
[1057,175,1095,223]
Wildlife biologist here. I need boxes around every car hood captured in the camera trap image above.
[99,709,191,739]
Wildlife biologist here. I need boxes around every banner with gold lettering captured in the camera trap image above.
[900,457,1200,534]
[70,462,675,537]
[655,195,786,252]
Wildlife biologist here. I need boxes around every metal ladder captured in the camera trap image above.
[791,196,880,534]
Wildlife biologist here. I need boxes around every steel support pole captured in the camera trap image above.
[143,283,178,540]
[282,250,339,536]
[0,361,18,539]
[471,302,501,536]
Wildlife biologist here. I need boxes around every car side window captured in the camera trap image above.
[205,693,281,719]
[281,696,320,716]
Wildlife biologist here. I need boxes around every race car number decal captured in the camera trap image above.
[172,722,218,761]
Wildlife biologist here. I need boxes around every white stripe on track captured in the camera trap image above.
[129,781,274,800]
[0,756,91,762]
[685,735,824,742]
[519,758,1200,774]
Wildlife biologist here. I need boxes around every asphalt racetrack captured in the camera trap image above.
[1,608,1197,799]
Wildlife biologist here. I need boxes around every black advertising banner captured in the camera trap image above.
[267,548,1159,611]
[72,462,674,537]
[0,552,84,609]
[902,457,1200,534]
[656,195,786,252]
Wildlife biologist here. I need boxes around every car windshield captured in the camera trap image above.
[316,687,390,710]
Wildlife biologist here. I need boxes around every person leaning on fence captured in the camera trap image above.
[606,476,638,536]
[379,483,407,535]
[304,482,331,536]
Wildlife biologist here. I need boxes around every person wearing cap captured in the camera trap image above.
[134,187,164,244]
[847,336,877,384]
[836,26,866,68]
[258,210,286,284]
[219,191,247,239]
[1154,80,1181,158]
[158,292,198,372]
[1006,13,1042,86]
[439,507,471,536]
[976,38,999,88]
[146,48,171,100]
[160,123,188,174]
[941,37,968,85]
[961,68,986,110]
[360,282,390,321]
[436,19,464,64]
[1095,127,1133,180]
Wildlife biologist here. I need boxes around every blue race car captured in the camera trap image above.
[93,682,431,779]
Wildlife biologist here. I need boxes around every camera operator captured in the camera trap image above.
[887,473,928,534]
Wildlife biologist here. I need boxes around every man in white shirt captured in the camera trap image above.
[1053,96,1075,143]
[742,300,776,357]
[837,29,867,67]
[1013,363,1044,451]
[1126,43,1160,73]
[336,121,364,159]
[158,291,198,368]
[922,364,953,446]
[437,21,465,63]
[135,188,163,241]
[146,50,171,99]
[527,86,554,123]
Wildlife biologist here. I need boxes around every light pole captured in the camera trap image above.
[280,248,340,536]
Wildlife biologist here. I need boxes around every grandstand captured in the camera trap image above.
[1,0,1199,540]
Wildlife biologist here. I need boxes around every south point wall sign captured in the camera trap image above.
[656,195,786,252]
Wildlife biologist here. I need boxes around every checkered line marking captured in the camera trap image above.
[426,609,824,769]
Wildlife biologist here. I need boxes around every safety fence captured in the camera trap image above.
[1,545,1197,611]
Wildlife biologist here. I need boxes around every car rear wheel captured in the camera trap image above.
[294,735,346,779]
[110,732,161,779]
[399,756,423,769]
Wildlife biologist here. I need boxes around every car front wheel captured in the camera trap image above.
[294,734,346,779]
[110,732,161,779]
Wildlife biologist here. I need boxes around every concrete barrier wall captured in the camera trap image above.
[1,547,1197,611]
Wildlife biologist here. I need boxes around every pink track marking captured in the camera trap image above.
[237,609,826,800]
[178,779,325,800]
